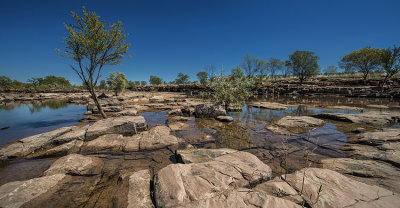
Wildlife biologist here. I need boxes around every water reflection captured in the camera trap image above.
[0,101,86,145]
[0,100,70,114]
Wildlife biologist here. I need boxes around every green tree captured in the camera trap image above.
[206,72,255,110]
[98,80,107,89]
[0,76,13,89]
[196,71,208,85]
[127,80,136,89]
[57,7,130,118]
[230,66,244,79]
[134,81,141,86]
[379,45,400,87]
[267,57,284,80]
[288,51,320,85]
[175,73,190,85]
[27,77,43,91]
[149,75,162,85]
[12,80,25,89]
[339,47,383,80]
[141,81,147,86]
[107,72,127,96]
[323,65,338,75]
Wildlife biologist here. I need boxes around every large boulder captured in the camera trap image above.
[85,116,147,141]
[154,151,272,207]
[113,170,154,208]
[176,148,238,164]
[0,174,66,208]
[312,111,400,126]
[43,154,103,176]
[194,103,226,118]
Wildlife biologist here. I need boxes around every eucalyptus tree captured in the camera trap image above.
[175,73,190,85]
[379,45,400,87]
[57,7,130,118]
[230,66,244,79]
[196,71,208,85]
[149,75,162,85]
[288,51,320,85]
[267,57,284,80]
[339,47,383,80]
[107,72,127,96]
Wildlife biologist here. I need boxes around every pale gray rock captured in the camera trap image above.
[43,153,103,176]
[0,174,66,208]
[85,116,147,141]
[249,102,289,110]
[216,116,234,122]
[176,148,238,164]
[321,158,400,193]
[312,111,400,126]
[154,151,272,207]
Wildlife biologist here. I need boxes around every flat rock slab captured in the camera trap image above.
[28,140,84,158]
[344,144,400,168]
[43,154,103,176]
[175,188,301,208]
[168,122,189,131]
[85,116,147,141]
[137,125,181,151]
[113,169,154,208]
[52,125,88,145]
[0,173,66,208]
[350,128,400,145]
[321,158,400,193]
[0,126,73,159]
[312,111,400,126]
[81,126,181,153]
[249,102,289,110]
[254,178,304,205]
[176,148,238,163]
[154,151,272,207]
[283,168,400,208]
[81,134,125,152]
[216,116,234,122]
[267,116,325,134]
[112,109,138,117]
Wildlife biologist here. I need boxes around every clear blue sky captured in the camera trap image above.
[0,0,399,84]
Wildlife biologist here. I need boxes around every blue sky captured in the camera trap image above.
[0,0,399,84]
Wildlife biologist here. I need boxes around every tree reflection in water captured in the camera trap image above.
[0,100,69,114]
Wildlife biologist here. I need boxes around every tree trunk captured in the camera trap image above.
[362,70,369,80]
[89,89,107,119]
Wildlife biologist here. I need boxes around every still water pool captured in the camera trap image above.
[0,100,87,146]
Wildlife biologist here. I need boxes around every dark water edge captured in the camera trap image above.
[0,100,87,146]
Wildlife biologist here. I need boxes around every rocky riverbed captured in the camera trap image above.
[0,91,399,207]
